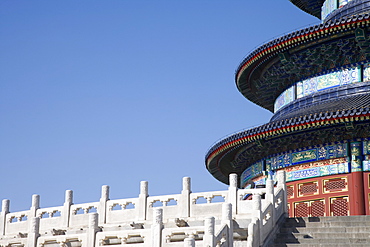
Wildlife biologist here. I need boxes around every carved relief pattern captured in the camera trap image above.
[294,202,309,217]
[294,199,325,217]
[363,155,370,171]
[275,66,360,112]
[324,178,347,193]
[330,197,349,216]
[298,182,318,197]
[311,200,325,217]
[241,144,345,184]
[287,186,294,198]
[285,158,349,182]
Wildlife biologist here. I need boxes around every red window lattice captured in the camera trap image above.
[287,186,294,197]
[300,182,318,195]
[331,197,348,216]
[325,178,346,192]
[295,203,309,217]
[311,200,325,217]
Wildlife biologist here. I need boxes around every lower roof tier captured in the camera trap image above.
[205,83,370,185]
[206,119,370,186]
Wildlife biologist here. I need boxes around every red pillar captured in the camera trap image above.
[350,172,365,215]
[363,172,370,215]
[349,141,365,215]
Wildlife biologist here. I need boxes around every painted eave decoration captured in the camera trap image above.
[206,107,370,184]
[235,13,370,112]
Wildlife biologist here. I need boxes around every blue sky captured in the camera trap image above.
[0,1,318,211]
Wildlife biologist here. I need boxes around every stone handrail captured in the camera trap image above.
[247,171,287,247]
[0,171,287,247]
[214,224,229,246]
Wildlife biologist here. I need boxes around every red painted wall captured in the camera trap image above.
[286,172,369,217]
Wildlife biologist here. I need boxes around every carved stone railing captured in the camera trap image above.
[0,172,287,247]
[247,171,288,247]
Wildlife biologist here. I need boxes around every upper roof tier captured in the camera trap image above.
[235,12,370,112]
[289,0,325,18]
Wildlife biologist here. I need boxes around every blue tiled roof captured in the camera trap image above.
[289,0,325,18]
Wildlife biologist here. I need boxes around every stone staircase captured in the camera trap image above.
[271,215,370,247]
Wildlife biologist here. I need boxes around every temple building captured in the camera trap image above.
[206,0,370,217]
[3,1,370,246]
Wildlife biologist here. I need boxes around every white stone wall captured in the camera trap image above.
[0,172,287,247]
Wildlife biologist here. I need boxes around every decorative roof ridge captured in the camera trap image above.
[235,13,370,84]
[205,106,370,166]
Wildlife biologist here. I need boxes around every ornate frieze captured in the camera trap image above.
[240,140,370,187]
[274,65,362,112]
[236,14,370,111]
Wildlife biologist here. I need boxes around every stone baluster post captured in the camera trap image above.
[277,170,288,215]
[62,190,73,227]
[228,173,238,215]
[139,181,148,221]
[27,217,40,247]
[252,194,262,220]
[28,194,40,233]
[87,213,99,247]
[222,203,233,247]
[30,194,40,218]
[203,217,215,246]
[247,218,260,247]
[151,208,163,247]
[180,177,191,217]
[276,170,286,191]
[183,236,195,247]
[265,178,275,225]
[252,193,262,244]
[0,199,9,235]
[98,185,109,225]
